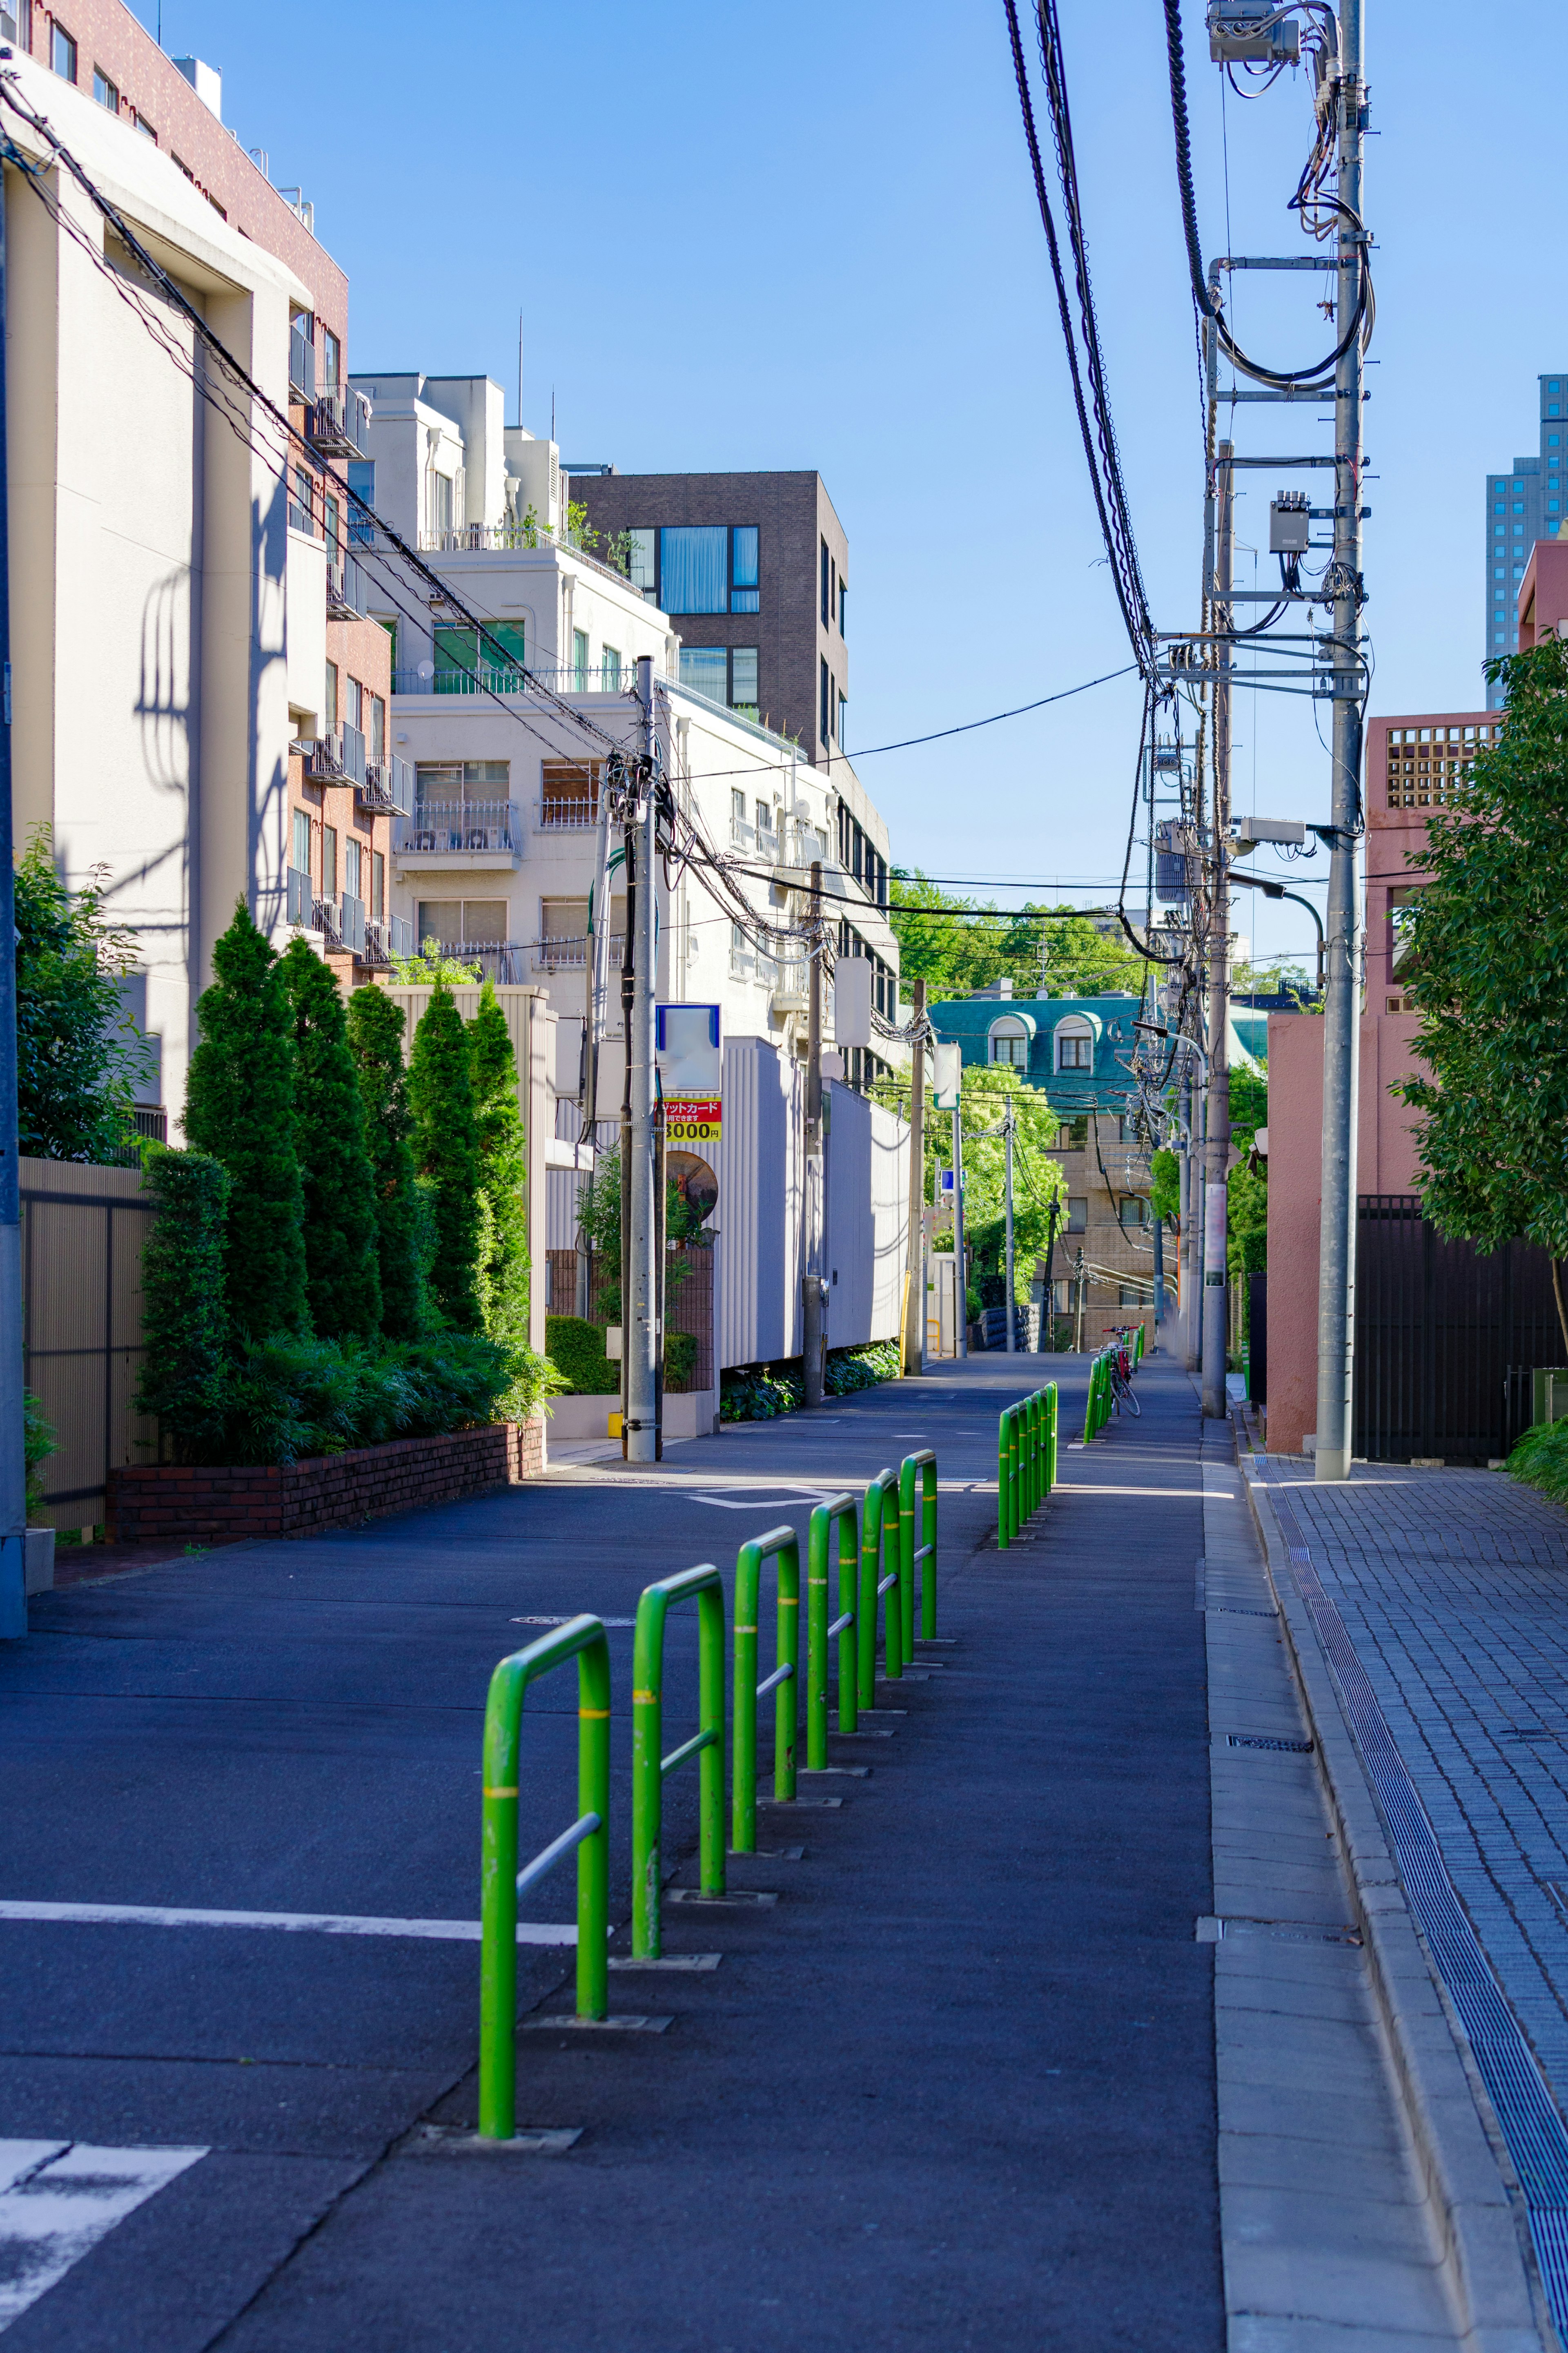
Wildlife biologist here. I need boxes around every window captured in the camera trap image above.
[291,809,311,879]
[731,647,759,716]
[1065,1198,1088,1234]
[321,825,338,903]
[420,899,510,951]
[1551,435,1564,449]
[92,67,117,109]
[320,328,340,391]
[434,624,526,689]
[659,526,728,614]
[536,897,591,966]
[755,798,774,841]
[289,312,314,402]
[601,646,621,691]
[429,470,454,538]
[627,528,657,600]
[414,759,511,819]
[51,22,76,79]
[1055,1021,1094,1071]
[1119,1198,1150,1230]
[989,1018,1030,1068]
[290,467,314,534]
[731,526,760,612]
[344,674,362,732]
[572,629,590,691]
[838,578,847,637]
[134,112,156,140]
[1118,1286,1145,1307]
[821,538,830,626]
[731,790,747,838]
[324,493,341,562]
[370,852,384,921]
[820,657,829,746]
[837,688,848,751]
[679,646,728,705]
[347,459,375,543]
[324,663,338,735]
[379,616,398,671]
[369,694,385,761]
[540,761,601,827]
[1056,1118,1088,1149]
[344,837,363,903]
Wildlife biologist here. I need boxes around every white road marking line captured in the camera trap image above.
[0,1901,575,1945]
[688,1490,839,1512]
[510,1615,635,1628]
[0,2140,206,2330]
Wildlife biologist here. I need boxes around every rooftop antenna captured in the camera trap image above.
[516,312,522,430]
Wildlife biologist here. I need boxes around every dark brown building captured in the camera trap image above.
[567,468,849,765]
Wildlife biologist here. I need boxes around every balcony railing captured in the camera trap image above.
[327,551,368,620]
[419,939,531,984]
[307,387,370,460]
[286,866,312,927]
[394,800,520,856]
[413,523,638,590]
[535,931,625,974]
[363,915,414,966]
[358,751,415,816]
[304,721,367,788]
[314,895,343,947]
[339,893,367,957]
[392,664,530,698]
[289,316,314,403]
[537,795,597,830]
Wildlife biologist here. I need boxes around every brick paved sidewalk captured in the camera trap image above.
[1247,1451,1568,2131]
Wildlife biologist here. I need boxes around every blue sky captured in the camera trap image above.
[139,0,1565,973]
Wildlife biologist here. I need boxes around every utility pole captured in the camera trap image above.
[1315,0,1366,1484]
[1042,1195,1061,1352]
[802,858,826,1405]
[623,658,660,1464]
[576,768,613,1318]
[0,166,22,1637]
[1202,443,1235,1419]
[901,978,926,1376]
[1003,1098,1016,1354]
[951,1089,968,1361]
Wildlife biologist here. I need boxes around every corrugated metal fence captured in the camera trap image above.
[21,1158,157,1532]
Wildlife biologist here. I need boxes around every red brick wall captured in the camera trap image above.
[107,1418,546,1546]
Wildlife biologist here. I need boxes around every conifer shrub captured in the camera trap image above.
[281,941,381,1341]
[184,903,309,1339]
[345,986,430,1339]
[468,980,530,1348]
[408,981,482,1331]
[134,1148,232,1461]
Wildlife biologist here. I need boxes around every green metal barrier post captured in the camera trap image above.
[733,1523,801,1853]
[860,1468,901,1702]
[631,1564,726,1959]
[997,1405,1020,1549]
[899,1450,938,1645]
[1025,1392,1040,1516]
[807,1492,859,1762]
[480,1614,611,2141]
[1045,1381,1058,1492]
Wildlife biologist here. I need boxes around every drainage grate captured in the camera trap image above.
[1227,1732,1314,1753]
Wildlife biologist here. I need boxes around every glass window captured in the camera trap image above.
[731,526,760,612]
[134,112,156,139]
[344,837,363,901]
[731,790,747,836]
[324,663,337,734]
[1551,405,1562,419]
[820,656,829,745]
[1551,435,1563,449]
[572,629,589,690]
[347,459,374,540]
[731,647,759,714]
[370,695,385,761]
[601,647,621,691]
[379,616,398,670]
[417,900,462,948]
[1552,382,1561,394]
[837,689,848,751]
[628,528,657,600]
[321,825,338,903]
[371,851,384,921]
[324,493,341,559]
[678,646,728,705]
[93,67,117,108]
[291,809,311,877]
[290,467,314,533]
[821,539,830,625]
[51,23,76,78]
[1056,1118,1088,1148]
[1119,1198,1149,1229]
[1065,1198,1088,1234]
[1118,1285,1144,1307]
[343,674,362,732]
[659,527,728,614]
[434,624,477,681]
[429,470,454,538]
[990,1021,1029,1067]
[839,579,847,637]
[483,622,527,683]
[1056,1029,1093,1070]
[321,328,340,390]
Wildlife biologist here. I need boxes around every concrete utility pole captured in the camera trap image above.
[1202,443,1235,1419]
[1003,1098,1016,1354]
[623,658,660,1464]
[1314,0,1366,1485]
[901,978,926,1376]
[0,168,23,1637]
[802,859,826,1406]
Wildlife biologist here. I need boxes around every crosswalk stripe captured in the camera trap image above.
[0,2141,205,2330]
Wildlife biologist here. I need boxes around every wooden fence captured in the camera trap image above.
[21,1158,158,1533]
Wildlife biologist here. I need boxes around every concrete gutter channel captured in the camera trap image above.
[1232,1411,1561,2353]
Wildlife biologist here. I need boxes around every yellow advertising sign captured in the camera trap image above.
[666,1097,723,1145]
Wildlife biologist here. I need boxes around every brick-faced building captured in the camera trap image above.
[567,469,849,764]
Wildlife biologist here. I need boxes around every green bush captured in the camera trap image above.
[545,1315,618,1396]
[826,1339,902,1395]
[1506,1418,1568,1507]
[282,940,381,1340]
[666,1331,699,1391]
[134,1147,232,1461]
[720,1341,902,1423]
[15,827,155,1164]
[211,1332,554,1467]
[408,981,482,1332]
[24,1389,56,1517]
[469,980,530,1348]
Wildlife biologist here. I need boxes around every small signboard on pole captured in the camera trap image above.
[657,1004,722,1144]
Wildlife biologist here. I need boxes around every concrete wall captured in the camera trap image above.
[1264,1011,1425,1456]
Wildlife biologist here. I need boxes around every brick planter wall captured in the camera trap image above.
[106,1417,546,1547]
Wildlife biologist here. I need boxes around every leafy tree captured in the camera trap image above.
[889,870,1145,1004]
[391,946,483,985]
[408,981,483,1331]
[15,829,154,1162]
[467,980,530,1347]
[280,942,381,1341]
[134,1147,232,1460]
[1150,1148,1181,1225]
[575,1143,698,1327]
[1397,636,1568,1349]
[345,986,430,1340]
[185,902,309,1340]
[919,1067,1068,1305]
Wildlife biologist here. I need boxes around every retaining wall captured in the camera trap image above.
[106,1418,546,1546]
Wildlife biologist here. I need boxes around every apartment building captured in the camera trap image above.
[1483,374,1568,704]
[3,16,376,1129]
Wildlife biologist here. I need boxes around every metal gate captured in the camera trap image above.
[1353,1196,1564,1463]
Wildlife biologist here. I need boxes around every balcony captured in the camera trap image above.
[307,386,370,460]
[358,751,415,817]
[326,551,368,621]
[314,896,344,948]
[421,939,530,984]
[285,866,312,927]
[537,793,597,830]
[392,664,529,699]
[363,915,414,967]
[393,800,521,861]
[536,930,624,975]
[339,894,367,957]
[304,721,367,789]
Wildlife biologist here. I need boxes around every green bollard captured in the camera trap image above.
[732,1524,801,1855]
[807,1493,859,1762]
[860,1469,900,1702]
[900,1450,938,1647]
[997,1407,1011,1551]
[479,1615,611,2140]
[1045,1381,1058,1493]
[631,1564,726,1959]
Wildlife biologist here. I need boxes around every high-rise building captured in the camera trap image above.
[1483,372,1568,705]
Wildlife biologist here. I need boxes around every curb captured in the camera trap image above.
[1235,1438,1559,2353]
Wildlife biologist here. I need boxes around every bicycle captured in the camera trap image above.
[1108,1356,1142,1417]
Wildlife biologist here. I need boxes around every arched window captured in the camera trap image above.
[1054,1016,1096,1073]
[988,1015,1032,1068]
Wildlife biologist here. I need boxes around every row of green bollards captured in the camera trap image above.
[475,1448,940,2140]
[997,1384,1058,1548]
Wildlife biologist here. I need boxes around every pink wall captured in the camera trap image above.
[1519,540,1568,649]
[1265,1012,1425,1455]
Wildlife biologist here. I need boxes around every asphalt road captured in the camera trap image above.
[0,1350,1221,2350]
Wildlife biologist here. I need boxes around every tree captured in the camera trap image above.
[467,980,530,1347]
[889,871,1145,1004]
[408,981,482,1331]
[345,986,430,1340]
[391,946,483,985]
[280,941,382,1341]
[184,902,310,1340]
[134,1148,232,1460]
[15,829,155,1162]
[920,1067,1069,1306]
[1397,636,1568,1349]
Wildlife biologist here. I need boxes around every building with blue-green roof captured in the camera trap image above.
[928,984,1145,1112]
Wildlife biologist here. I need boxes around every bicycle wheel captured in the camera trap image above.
[1117,1372,1142,1418]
